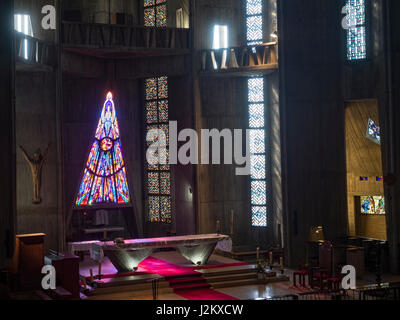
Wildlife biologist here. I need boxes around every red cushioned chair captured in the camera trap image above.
[327,265,345,290]
[293,265,310,287]
[309,267,330,289]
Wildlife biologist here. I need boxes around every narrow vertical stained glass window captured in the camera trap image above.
[246,0,263,46]
[248,78,267,227]
[145,76,171,224]
[346,0,366,60]
[144,0,167,27]
[246,0,267,227]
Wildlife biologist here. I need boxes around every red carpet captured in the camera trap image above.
[138,257,241,300]
[139,257,199,277]
[84,257,247,300]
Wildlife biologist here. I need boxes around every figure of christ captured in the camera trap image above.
[19,143,51,204]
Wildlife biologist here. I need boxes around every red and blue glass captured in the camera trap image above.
[76,92,131,207]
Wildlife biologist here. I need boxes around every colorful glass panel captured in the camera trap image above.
[144,8,155,27]
[250,155,266,180]
[251,181,267,206]
[86,141,100,172]
[366,118,380,145]
[248,78,264,102]
[346,0,366,60]
[361,196,385,215]
[160,172,170,194]
[148,172,160,194]
[146,78,158,100]
[149,196,160,222]
[146,101,158,123]
[252,206,267,227]
[160,196,171,223]
[247,0,266,227]
[247,15,263,42]
[158,76,168,99]
[144,1,167,28]
[145,76,171,223]
[247,0,263,15]
[144,0,155,7]
[156,4,167,27]
[249,129,265,154]
[158,100,168,122]
[75,92,131,207]
[249,104,264,128]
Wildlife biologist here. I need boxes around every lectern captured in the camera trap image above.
[10,233,45,290]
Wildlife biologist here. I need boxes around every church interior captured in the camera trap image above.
[1,0,400,302]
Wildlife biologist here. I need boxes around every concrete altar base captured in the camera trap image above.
[176,243,218,266]
[103,248,154,273]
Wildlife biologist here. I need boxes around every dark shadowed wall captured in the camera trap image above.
[15,72,58,251]
[279,0,348,267]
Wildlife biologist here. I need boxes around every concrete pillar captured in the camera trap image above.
[0,0,16,269]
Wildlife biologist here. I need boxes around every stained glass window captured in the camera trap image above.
[144,0,167,27]
[246,0,267,227]
[366,118,380,145]
[346,0,367,60]
[76,92,131,207]
[360,196,385,215]
[145,76,171,224]
[248,77,267,227]
[246,0,263,47]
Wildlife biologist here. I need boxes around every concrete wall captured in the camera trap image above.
[193,0,281,250]
[15,71,59,252]
[279,0,348,267]
[63,0,185,26]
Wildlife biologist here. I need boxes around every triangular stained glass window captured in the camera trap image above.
[76,92,131,207]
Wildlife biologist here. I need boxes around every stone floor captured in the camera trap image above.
[79,250,400,300]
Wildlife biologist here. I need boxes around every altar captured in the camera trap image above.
[71,234,232,273]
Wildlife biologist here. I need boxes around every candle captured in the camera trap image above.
[269,251,273,265]
[256,247,260,260]
[216,220,221,234]
[98,262,102,279]
[280,257,284,268]
[83,277,87,290]
[89,268,94,282]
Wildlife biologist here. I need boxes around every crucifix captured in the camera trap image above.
[19,143,51,204]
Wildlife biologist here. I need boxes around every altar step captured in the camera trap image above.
[197,265,289,289]
[81,264,290,299]
[83,273,173,298]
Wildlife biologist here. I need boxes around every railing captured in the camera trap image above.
[266,283,400,301]
[200,42,278,73]
[15,31,56,68]
[62,22,190,50]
